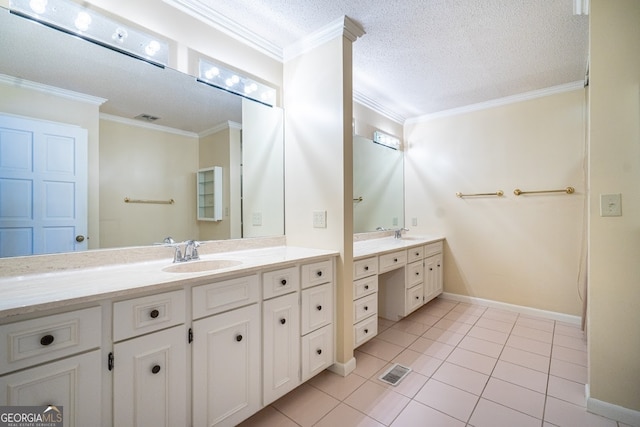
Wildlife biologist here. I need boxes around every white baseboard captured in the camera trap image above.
[328,357,356,377]
[440,292,582,325]
[586,384,640,426]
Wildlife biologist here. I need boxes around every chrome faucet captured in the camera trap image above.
[394,228,409,239]
[171,240,200,263]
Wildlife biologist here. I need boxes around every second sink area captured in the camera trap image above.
[162,259,243,273]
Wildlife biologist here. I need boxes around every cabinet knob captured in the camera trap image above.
[316,270,323,277]
[236,334,243,342]
[151,365,161,374]
[364,266,369,271]
[415,296,420,300]
[393,258,398,262]
[316,349,322,355]
[364,285,369,290]
[364,329,369,334]
[280,279,287,286]
[280,318,286,325]
[316,305,322,311]
[415,272,420,276]
[364,306,368,311]
[40,334,55,346]
[437,264,441,267]
[150,309,160,319]
[429,267,433,271]
[415,252,419,256]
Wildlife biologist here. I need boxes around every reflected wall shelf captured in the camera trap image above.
[197,167,222,221]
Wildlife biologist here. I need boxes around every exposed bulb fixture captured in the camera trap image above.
[74,11,91,31]
[112,27,128,43]
[28,0,47,14]
[198,58,277,107]
[373,130,401,150]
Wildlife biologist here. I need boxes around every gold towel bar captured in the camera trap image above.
[124,197,175,205]
[513,187,575,196]
[353,196,363,202]
[456,190,504,198]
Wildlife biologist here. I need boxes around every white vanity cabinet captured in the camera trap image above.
[423,241,444,303]
[112,290,187,427]
[262,267,300,405]
[353,257,378,347]
[192,275,261,427]
[0,307,102,427]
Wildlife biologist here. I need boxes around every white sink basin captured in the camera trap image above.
[162,259,242,273]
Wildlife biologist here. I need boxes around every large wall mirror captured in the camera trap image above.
[353,135,404,233]
[0,7,284,257]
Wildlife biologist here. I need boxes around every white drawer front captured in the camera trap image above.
[353,276,378,300]
[301,259,333,289]
[301,324,333,382]
[406,284,424,315]
[424,240,444,257]
[353,257,378,280]
[192,274,259,319]
[379,250,407,273]
[407,246,424,263]
[406,261,423,288]
[353,293,377,324]
[0,306,101,375]
[113,290,185,342]
[301,283,333,335]
[263,266,299,300]
[354,316,377,348]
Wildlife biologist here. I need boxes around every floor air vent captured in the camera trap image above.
[378,363,411,386]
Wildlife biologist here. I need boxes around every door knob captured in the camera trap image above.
[75,235,85,242]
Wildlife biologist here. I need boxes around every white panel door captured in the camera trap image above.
[0,114,87,257]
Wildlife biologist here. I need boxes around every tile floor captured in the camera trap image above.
[239,297,628,427]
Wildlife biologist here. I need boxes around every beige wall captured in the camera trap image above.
[405,89,587,316]
[588,0,640,414]
[354,101,403,142]
[99,118,198,247]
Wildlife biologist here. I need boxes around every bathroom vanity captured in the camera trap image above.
[353,235,445,347]
[0,244,337,427]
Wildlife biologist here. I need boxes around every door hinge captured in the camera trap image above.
[188,328,193,343]
[108,352,114,371]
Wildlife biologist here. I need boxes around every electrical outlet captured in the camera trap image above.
[252,212,262,226]
[600,193,622,217]
[412,218,418,227]
[313,210,327,228]
[392,217,398,226]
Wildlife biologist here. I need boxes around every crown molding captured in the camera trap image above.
[100,113,199,138]
[162,0,283,61]
[406,80,586,125]
[199,120,242,138]
[283,16,365,62]
[353,90,406,125]
[0,74,106,105]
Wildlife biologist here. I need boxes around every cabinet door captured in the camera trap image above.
[113,325,187,427]
[424,253,443,303]
[0,350,101,427]
[192,304,260,427]
[263,293,300,406]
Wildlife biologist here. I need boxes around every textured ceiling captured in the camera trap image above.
[175,0,589,122]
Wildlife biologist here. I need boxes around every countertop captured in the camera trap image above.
[354,235,445,259]
[0,245,338,319]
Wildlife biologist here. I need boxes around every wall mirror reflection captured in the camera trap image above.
[353,134,404,233]
[0,7,284,257]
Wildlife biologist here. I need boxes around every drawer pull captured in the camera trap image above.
[40,334,55,346]
[236,334,243,342]
[364,329,369,334]
[364,266,369,271]
[364,285,369,290]
[280,279,287,286]
[415,296,420,300]
[364,306,369,311]
[394,258,398,262]
[415,272,420,276]
[415,252,419,256]
[429,268,433,271]
[280,318,287,325]
[151,365,161,374]
[316,305,322,311]
[150,309,160,319]
[316,270,323,277]
[437,264,441,268]
[316,349,322,355]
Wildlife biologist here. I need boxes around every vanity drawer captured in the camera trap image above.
[263,266,299,300]
[192,274,259,319]
[406,284,424,316]
[353,257,377,280]
[353,275,377,300]
[353,293,377,324]
[113,290,185,342]
[301,259,333,289]
[406,261,423,288]
[301,324,333,382]
[379,250,407,273]
[424,241,444,257]
[301,283,333,335]
[0,306,101,375]
[354,316,377,348]
[407,246,424,263]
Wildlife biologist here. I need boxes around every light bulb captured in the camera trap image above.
[28,0,47,14]
[225,78,234,87]
[74,11,92,32]
[231,75,240,84]
[205,67,219,79]
[145,40,161,56]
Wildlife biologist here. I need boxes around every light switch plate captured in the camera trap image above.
[313,210,327,228]
[600,193,622,217]
[252,212,262,226]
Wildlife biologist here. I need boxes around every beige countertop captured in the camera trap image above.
[354,235,445,259]
[0,245,338,319]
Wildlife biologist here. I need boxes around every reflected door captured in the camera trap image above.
[0,114,87,257]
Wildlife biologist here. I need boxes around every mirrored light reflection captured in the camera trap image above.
[199,58,276,106]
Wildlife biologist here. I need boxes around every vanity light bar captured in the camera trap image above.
[9,0,169,67]
[373,130,401,150]
[198,58,276,107]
